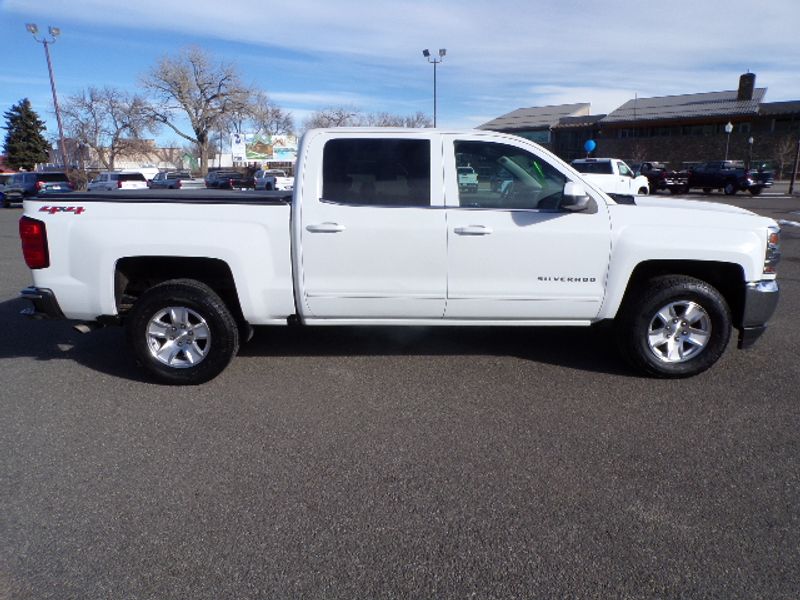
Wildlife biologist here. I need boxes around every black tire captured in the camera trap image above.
[616,275,731,378]
[126,279,240,384]
[724,181,737,195]
[638,187,649,195]
[749,187,763,196]
[702,188,712,194]
[1,196,9,209]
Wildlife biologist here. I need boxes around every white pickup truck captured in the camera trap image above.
[571,158,651,196]
[18,128,780,384]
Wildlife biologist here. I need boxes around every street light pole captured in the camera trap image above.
[724,121,734,162]
[422,48,446,127]
[25,23,68,168]
[747,136,754,171]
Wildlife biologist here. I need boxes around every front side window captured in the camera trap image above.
[617,162,633,177]
[322,138,430,207]
[454,141,567,210]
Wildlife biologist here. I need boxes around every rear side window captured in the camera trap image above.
[38,173,68,182]
[572,162,613,175]
[322,138,430,207]
[119,173,146,182]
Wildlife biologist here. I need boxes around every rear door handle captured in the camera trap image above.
[454,225,493,236]
[306,222,346,233]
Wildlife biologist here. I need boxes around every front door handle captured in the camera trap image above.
[454,225,493,236]
[306,222,346,233]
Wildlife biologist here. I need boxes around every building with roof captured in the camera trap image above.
[479,103,591,146]
[481,73,800,177]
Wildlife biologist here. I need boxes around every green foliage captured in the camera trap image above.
[2,99,51,170]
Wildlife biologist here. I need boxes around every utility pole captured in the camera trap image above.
[789,137,800,196]
[26,23,68,168]
[422,48,446,127]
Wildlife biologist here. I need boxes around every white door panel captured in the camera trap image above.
[298,132,447,319]
[446,209,609,319]
[443,135,612,320]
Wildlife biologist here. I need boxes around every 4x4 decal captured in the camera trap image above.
[39,206,85,215]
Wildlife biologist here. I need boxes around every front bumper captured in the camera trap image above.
[19,286,65,320]
[737,280,779,349]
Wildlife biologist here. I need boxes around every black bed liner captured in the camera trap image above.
[33,189,293,206]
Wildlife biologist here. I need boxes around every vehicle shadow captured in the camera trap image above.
[0,296,634,381]
[0,297,149,382]
[240,323,634,376]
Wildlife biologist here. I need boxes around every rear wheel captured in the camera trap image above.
[126,279,240,384]
[617,275,731,378]
[702,188,712,194]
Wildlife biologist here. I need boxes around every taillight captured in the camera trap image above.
[764,226,781,274]
[229,179,235,187]
[117,180,123,189]
[36,180,45,191]
[19,216,50,269]
[176,180,182,189]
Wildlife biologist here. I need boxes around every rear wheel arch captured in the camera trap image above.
[115,256,247,330]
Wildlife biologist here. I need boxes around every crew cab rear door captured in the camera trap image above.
[297,131,447,319]
[443,134,612,320]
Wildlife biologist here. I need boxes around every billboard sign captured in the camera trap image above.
[230,133,298,163]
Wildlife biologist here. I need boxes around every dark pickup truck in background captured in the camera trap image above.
[687,160,774,196]
[636,161,689,194]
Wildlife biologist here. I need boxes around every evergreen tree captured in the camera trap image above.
[2,99,50,170]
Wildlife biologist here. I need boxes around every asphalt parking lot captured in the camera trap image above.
[1,191,799,599]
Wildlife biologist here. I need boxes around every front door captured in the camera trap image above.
[444,136,611,320]
[298,133,447,319]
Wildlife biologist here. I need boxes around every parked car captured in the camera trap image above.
[457,166,479,193]
[149,171,206,190]
[686,160,774,196]
[2,171,73,207]
[87,172,148,192]
[205,170,255,189]
[254,169,294,191]
[635,161,690,195]
[571,158,650,196]
[0,173,12,204]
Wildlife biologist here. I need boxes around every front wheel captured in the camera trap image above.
[749,187,763,196]
[617,275,731,378]
[724,182,737,195]
[126,279,240,384]
[638,187,649,195]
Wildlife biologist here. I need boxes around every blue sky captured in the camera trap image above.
[1,0,799,146]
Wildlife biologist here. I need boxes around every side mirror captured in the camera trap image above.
[561,182,591,212]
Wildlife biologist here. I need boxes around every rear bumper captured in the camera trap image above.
[737,280,779,349]
[19,286,65,320]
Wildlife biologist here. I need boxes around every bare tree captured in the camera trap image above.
[773,135,797,179]
[248,91,294,136]
[302,106,432,133]
[61,87,157,171]
[302,106,362,131]
[142,46,253,175]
